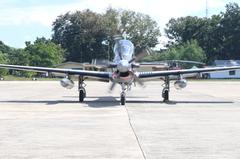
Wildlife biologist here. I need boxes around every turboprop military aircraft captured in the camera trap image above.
[0,38,240,105]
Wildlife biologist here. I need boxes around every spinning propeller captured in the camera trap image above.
[109,47,151,91]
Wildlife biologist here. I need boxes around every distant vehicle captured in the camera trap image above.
[0,38,240,105]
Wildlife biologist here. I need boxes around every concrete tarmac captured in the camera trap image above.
[0,81,240,159]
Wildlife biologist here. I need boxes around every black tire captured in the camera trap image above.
[120,94,126,105]
[79,89,85,102]
[163,89,169,102]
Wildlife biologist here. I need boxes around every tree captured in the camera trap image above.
[165,16,202,43]
[0,51,8,76]
[7,48,34,77]
[118,10,161,48]
[52,8,161,62]
[177,40,206,62]
[217,3,240,60]
[0,41,12,75]
[0,41,11,54]
[25,37,65,67]
[8,49,30,66]
[102,8,161,57]
[142,40,206,63]
[6,37,65,77]
[165,16,221,63]
[52,10,107,62]
[165,3,240,63]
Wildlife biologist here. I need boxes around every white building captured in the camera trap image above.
[206,60,240,79]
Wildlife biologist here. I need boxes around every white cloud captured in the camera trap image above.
[0,0,236,27]
[0,0,238,48]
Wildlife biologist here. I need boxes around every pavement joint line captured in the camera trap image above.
[124,104,146,159]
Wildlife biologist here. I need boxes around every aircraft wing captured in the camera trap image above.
[0,64,110,79]
[138,66,240,78]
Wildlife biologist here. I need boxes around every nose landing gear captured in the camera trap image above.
[121,92,126,105]
[120,83,127,105]
[78,76,86,102]
[162,76,170,102]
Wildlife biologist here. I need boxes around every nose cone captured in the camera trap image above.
[117,60,129,72]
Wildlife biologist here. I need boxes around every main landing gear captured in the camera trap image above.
[162,76,170,102]
[120,83,127,105]
[76,75,170,104]
[78,76,86,102]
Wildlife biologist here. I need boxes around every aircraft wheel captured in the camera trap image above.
[120,93,126,105]
[79,88,86,102]
[162,89,169,102]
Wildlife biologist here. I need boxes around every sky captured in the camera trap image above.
[0,0,239,48]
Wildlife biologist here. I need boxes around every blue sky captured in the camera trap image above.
[0,0,239,48]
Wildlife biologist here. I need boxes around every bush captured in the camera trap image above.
[142,40,206,63]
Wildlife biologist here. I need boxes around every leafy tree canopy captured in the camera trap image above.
[5,37,65,77]
[25,37,65,67]
[165,2,240,63]
[143,40,206,63]
[0,50,8,76]
[52,8,161,62]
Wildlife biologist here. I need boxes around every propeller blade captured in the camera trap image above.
[129,47,152,63]
[134,75,145,87]
[128,57,136,64]
[109,81,117,91]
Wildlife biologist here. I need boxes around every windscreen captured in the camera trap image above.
[113,40,134,62]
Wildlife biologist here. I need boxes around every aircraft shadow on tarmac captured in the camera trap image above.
[0,96,120,107]
[0,95,234,107]
[63,96,234,105]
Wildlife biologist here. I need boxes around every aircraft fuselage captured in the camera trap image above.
[113,39,134,73]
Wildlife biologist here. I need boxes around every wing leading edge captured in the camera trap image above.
[1,64,240,80]
[0,64,111,79]
[139,66,240,78]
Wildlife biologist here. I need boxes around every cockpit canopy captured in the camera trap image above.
[113,40,134,62]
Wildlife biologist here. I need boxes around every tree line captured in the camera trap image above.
[52,8,160,62]
[0,38,64,76]
[0,3,240,76]
[163,2,240,64]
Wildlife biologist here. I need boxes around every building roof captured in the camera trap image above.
[214,60,240,66]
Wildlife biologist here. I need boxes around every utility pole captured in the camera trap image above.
[206,0,209,18]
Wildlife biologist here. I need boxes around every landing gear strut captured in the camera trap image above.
[78,76,86,102]
[162,76,170,102]
[120,83,127,105]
